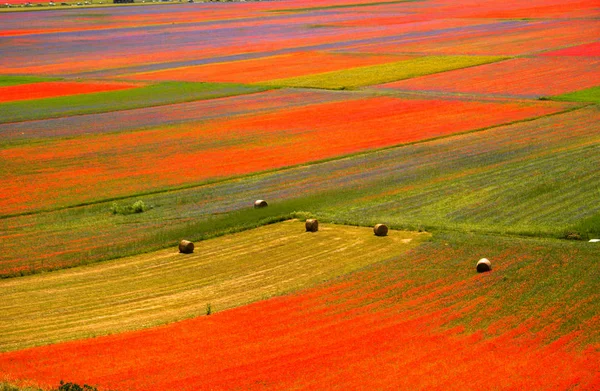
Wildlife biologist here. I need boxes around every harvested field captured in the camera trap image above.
[0,220,429,351]
[0,0,599,389]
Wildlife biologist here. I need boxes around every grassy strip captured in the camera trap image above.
[256,56,508,90]
[0,82,268,124]
[0,220,429,351]
[547,85,600,104]
[270,0,420,13]
[0,383,43,391]
[0,75,61,87]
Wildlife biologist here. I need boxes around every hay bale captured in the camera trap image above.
[589,239,600,243]
[305,218,319,232]
[373,224,388,237]
[179,240,194,254]
[254,199,268,208]
[476,258,492,273]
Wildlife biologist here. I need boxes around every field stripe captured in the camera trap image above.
[257,55,508,89]
[0,82,267,124]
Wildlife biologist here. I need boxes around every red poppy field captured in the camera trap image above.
[0,0,599,390]
[1,233,599,390]
[0,81,140,103]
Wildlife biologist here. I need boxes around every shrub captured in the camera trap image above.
[110,200,152,215]
[56,382,97,391]
[564,231,582,240]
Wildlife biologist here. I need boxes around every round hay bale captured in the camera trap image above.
[373,224,388,237]
[476,258,492,273]
[305,218,319,232]
[179,240,194,254]
[254,199,268,208]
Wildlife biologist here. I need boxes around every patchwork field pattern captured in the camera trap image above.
[0,97,568,215]
[1,233,598,390]
[1,0,599,390]
[0,105,596,278]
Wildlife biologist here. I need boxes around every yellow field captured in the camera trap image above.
[256,55,508,90]
[0,220,429,352]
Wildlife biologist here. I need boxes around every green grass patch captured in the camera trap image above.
[0,383,43,391]
[548,85,600,104]
[0,81,268,123]
[271,0,420,13]
[0,220,429,351]
[0,75,61,87]
[256,56,507,90]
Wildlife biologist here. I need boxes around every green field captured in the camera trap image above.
[0,82,266,123]
[0,221,429,351]
[550,85,600,104]
[257,56,508,90]
[0,76,61,87]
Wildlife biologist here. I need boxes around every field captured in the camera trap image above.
[0,0,599,390]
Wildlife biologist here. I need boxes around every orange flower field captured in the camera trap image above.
[0,81,140,103]
[1,237,599,390]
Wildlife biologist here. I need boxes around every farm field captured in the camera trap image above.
[0,220,429,352]
[0,96,569,215]
[1,231,598,390]
[1,105,598,277]
[1,0,599,390]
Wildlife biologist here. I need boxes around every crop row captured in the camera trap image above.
[378,56,600,98]
[257,55,507,90]
[123,51,406,84]
[351,19,599,56]
[0,81,139,103]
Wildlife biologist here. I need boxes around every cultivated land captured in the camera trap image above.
[0,0,599,390]
[0,221,429,351]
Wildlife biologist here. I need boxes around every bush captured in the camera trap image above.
[564,231,582,240]
[110,200,152,215]
[56,382,97,391]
